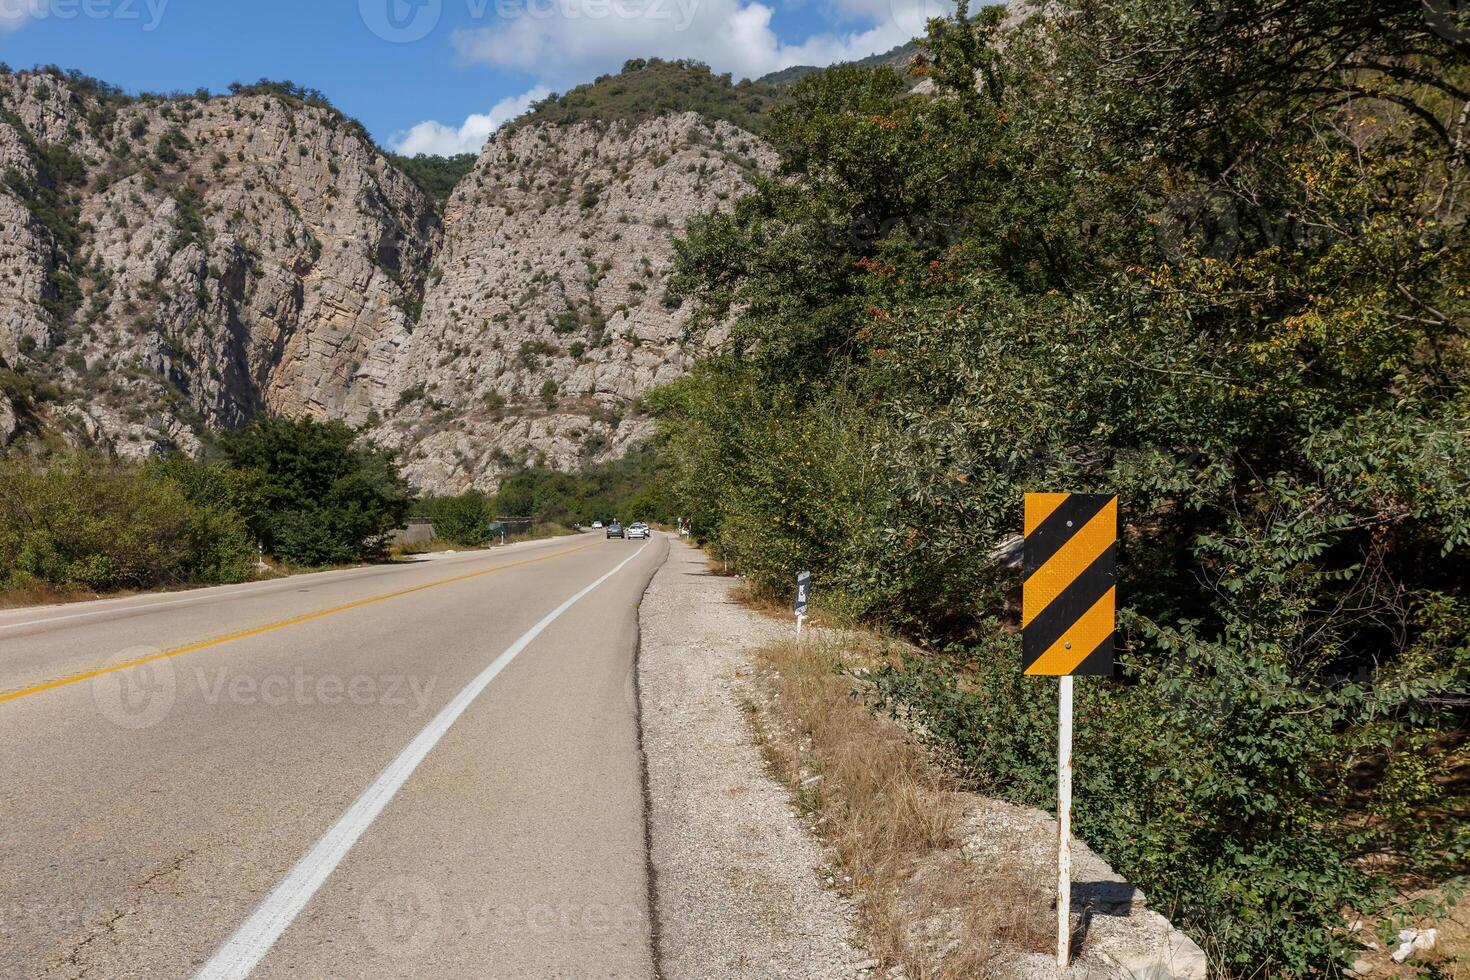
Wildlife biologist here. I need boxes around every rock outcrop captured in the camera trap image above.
[0,70,768,490]
[377,112,770,492]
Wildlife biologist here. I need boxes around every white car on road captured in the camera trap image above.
[627,523,650,540]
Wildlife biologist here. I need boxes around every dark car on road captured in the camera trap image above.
[606,522,625,539]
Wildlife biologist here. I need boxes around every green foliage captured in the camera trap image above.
[755,40,922,87]
[413,492,495,547]
[493,443,669,525]
[658,0,1470,972]
[509,59,783,135]
[387,153,478,208]
[0,453,253,591]
[225,79,338,113]
[218,417,410,566]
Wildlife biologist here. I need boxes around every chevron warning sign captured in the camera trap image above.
[1022,493,1118,677]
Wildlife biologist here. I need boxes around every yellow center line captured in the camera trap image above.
[0,541,601,706]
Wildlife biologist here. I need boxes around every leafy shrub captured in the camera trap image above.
[494,443,669,525]
[411,493,493,547]
[0,453,253,591]
[657,1,1470,972]
[218,417,410,566]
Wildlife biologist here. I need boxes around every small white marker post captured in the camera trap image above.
[795,570,811,642]
[1056,674,1074,969]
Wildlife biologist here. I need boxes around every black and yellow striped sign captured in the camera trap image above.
[1022,493,1117,677]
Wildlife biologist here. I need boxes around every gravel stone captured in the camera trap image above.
[639,539,870,979]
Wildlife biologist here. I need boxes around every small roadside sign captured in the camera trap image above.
[1020,491,1119,969]
[1022,493,1118,677]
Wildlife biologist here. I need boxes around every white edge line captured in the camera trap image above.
[194,544,648,980]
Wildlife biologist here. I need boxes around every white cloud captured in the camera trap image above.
[450,0,951,87]
[390,85,552,156]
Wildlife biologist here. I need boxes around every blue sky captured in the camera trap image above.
[0,0,948,154]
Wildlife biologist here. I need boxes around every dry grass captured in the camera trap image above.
[1433,901,1470,978]
[730,580,800,619]
[747,630,1054,979]
[1375,892,1470,978]
[0,583,113,609]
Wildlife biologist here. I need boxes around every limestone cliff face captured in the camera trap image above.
[0,72,436,456]
[0,71,765,488]
[375,112,771,493]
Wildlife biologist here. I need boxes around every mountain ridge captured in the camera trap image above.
[0,62,781,491]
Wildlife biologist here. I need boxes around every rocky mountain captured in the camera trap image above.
[381,112,772,492]
[0,64,773,492]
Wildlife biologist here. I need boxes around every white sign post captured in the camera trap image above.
[1056,674,1074,968]
[795,571,811,640]
[1022,493,1119,970]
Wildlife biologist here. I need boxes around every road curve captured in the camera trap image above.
[0,533,670,979]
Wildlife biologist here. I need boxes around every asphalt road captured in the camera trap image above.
[0,533,669,979]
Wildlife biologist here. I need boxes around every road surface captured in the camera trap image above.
[0,533,669,979]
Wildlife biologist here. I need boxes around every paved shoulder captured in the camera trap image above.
[639,541,869,979]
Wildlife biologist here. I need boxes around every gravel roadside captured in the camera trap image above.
[639,538,873,980]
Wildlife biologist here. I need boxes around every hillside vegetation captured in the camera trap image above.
[387,152,478,207]
[510,59,783,135]
[657,0,1470,973]
[755,41,921,87]
[0,418,410,594]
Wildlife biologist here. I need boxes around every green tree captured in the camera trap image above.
[657,0,1470,971]
[414,492,495,547]
[219,417,410,565]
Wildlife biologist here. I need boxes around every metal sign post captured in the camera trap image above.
[1056,673,1074,966]
[795,571,811,640]
[1022,493,1118,969]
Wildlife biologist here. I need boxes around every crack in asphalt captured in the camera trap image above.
[633,538,669,980]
